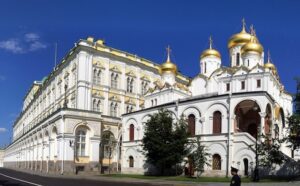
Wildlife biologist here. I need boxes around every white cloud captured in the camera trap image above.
[29,41,47,51]
[0,39,24,54]
[25,33,40,42]
[0,32,47,54]
[0,128,7,133]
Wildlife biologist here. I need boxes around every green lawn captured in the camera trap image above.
[102,174,291,183]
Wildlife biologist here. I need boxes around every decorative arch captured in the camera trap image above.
[73,122,94,137]
[206,102,229,112]
[208,142,227,154]
[234,100,261,139]
[165,110,178,122]
[182,106,201,118]
[125,118,138,126]
[124,148,138,168]
[141,114,151,124]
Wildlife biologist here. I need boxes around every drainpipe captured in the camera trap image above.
[61,113,65,175]
[226,93,232,177]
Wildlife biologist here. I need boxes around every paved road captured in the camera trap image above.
[1,168,300,186]
[0,168,155,186]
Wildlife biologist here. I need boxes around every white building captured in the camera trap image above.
[3,37,188,174]
[3,21,294,176]
[121,23,293,176]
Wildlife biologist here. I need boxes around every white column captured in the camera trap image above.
[77,51,92,110]
[259,112,266,137]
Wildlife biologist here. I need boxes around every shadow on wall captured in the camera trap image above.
[258,159,300,180]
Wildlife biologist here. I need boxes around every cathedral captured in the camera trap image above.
[3,21,294,177]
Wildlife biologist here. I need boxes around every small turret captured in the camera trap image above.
[160,46,177,85]
[200,36,221,76]
[241,25,264,68]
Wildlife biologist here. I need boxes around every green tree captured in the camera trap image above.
[142,109,190,175]
[188,137,210,178]
[286,79,300,157]
[256,134,286,168]
[286,114,300,158]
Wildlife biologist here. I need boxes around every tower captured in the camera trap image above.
[200,36,221,76]
[160,46,177,85]
[228,19,252,67]
[241,25,264,68]
[264,51,278,78]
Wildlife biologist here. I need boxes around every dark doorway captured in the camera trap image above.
[243,158,249,176]
[247,123,257,139]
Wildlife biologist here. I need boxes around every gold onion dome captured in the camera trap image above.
[264,51,277,74]
[200,36,221,59]
[228,19,254,49]
[241,26,263,55]
[160,46,177,74]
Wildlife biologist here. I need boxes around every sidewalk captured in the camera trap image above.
[5,168,300,186]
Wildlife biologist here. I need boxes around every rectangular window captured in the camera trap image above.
[241,81,245,90]
[257,79,261,88]
[226,83,230,92]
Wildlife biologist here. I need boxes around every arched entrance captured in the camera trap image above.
[243,158,249,176]
[234,100,261,139]
[100,131,117,174]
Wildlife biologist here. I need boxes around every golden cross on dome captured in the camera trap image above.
[166,45,171,62]
[249,24,257,37]
[242,18,246,30]
[209,36,213,49]
[267,50,271,63]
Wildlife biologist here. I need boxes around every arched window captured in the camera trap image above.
[92,99,101,112]
[93,69,101,85]
[213,111,222,134]
[130,79,134,93]
[127,77,131,92]
[93,99,97,111]
[76,129,87,157]
[141,81,148,95]
[126,105,133,113]
[236,53,240,66]
[110,102,118,117]
[212,154,221,170]
[111,73,118,89]
[188,114,195,136]
[129,156,134,167]
[129,124,134,141]
[127,77,134,93]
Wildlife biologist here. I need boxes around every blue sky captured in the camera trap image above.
[0,0,299,147]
